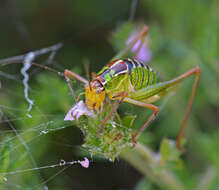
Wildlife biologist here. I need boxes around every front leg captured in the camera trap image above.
[64,69,88,84]
[64,70,89,103]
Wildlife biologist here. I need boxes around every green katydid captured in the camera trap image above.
[63,26,200,150]
[0,25,200,151]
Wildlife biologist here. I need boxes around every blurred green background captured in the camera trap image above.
[0,0,219,189]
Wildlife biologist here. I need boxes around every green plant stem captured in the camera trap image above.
[120,143,185,190]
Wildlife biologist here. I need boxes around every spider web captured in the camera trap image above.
[0,37,96,189]
[0,69,90,189]
[0,1,139,189]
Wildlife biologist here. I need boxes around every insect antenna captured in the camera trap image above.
[31,62,64,77]
[83,59,91,90]
[133,27,149,60]
[0,61,64,78]
[33,62,78,103]
[1,60,80,103]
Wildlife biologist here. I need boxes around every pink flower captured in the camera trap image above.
[64,100,94,121]
[127,31,152,63]
[78,157,89,168]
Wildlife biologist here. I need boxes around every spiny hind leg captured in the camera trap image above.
[123,97,159,145]
[175,67,201,150]
[126,67,201,149]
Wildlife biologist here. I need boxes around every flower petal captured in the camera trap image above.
[64,100,94,121]
[78,157,89,168]
[64,107,75,121]
[126,31,152,63]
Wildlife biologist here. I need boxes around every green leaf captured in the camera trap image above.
[158,138,183,171]
[160,138,171,163]
[122,115,136,129]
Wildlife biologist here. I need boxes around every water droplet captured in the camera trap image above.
[59,159,66,166]
[111,122,117,128]
[40,130,48,134]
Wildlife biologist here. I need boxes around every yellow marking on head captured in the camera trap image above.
[85,86,105,110]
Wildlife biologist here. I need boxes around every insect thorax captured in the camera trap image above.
[96,59,158,94]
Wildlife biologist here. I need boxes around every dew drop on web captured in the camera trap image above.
[40,130,48,135]
[59,159,66,166]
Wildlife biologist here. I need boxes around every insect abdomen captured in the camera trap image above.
[125,59,157,90]
[96,59,157,90]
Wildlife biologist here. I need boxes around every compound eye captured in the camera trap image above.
[90,80,104,93]
[96,86,103,93]
[94,82,104,93]
[93,84,103,94]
